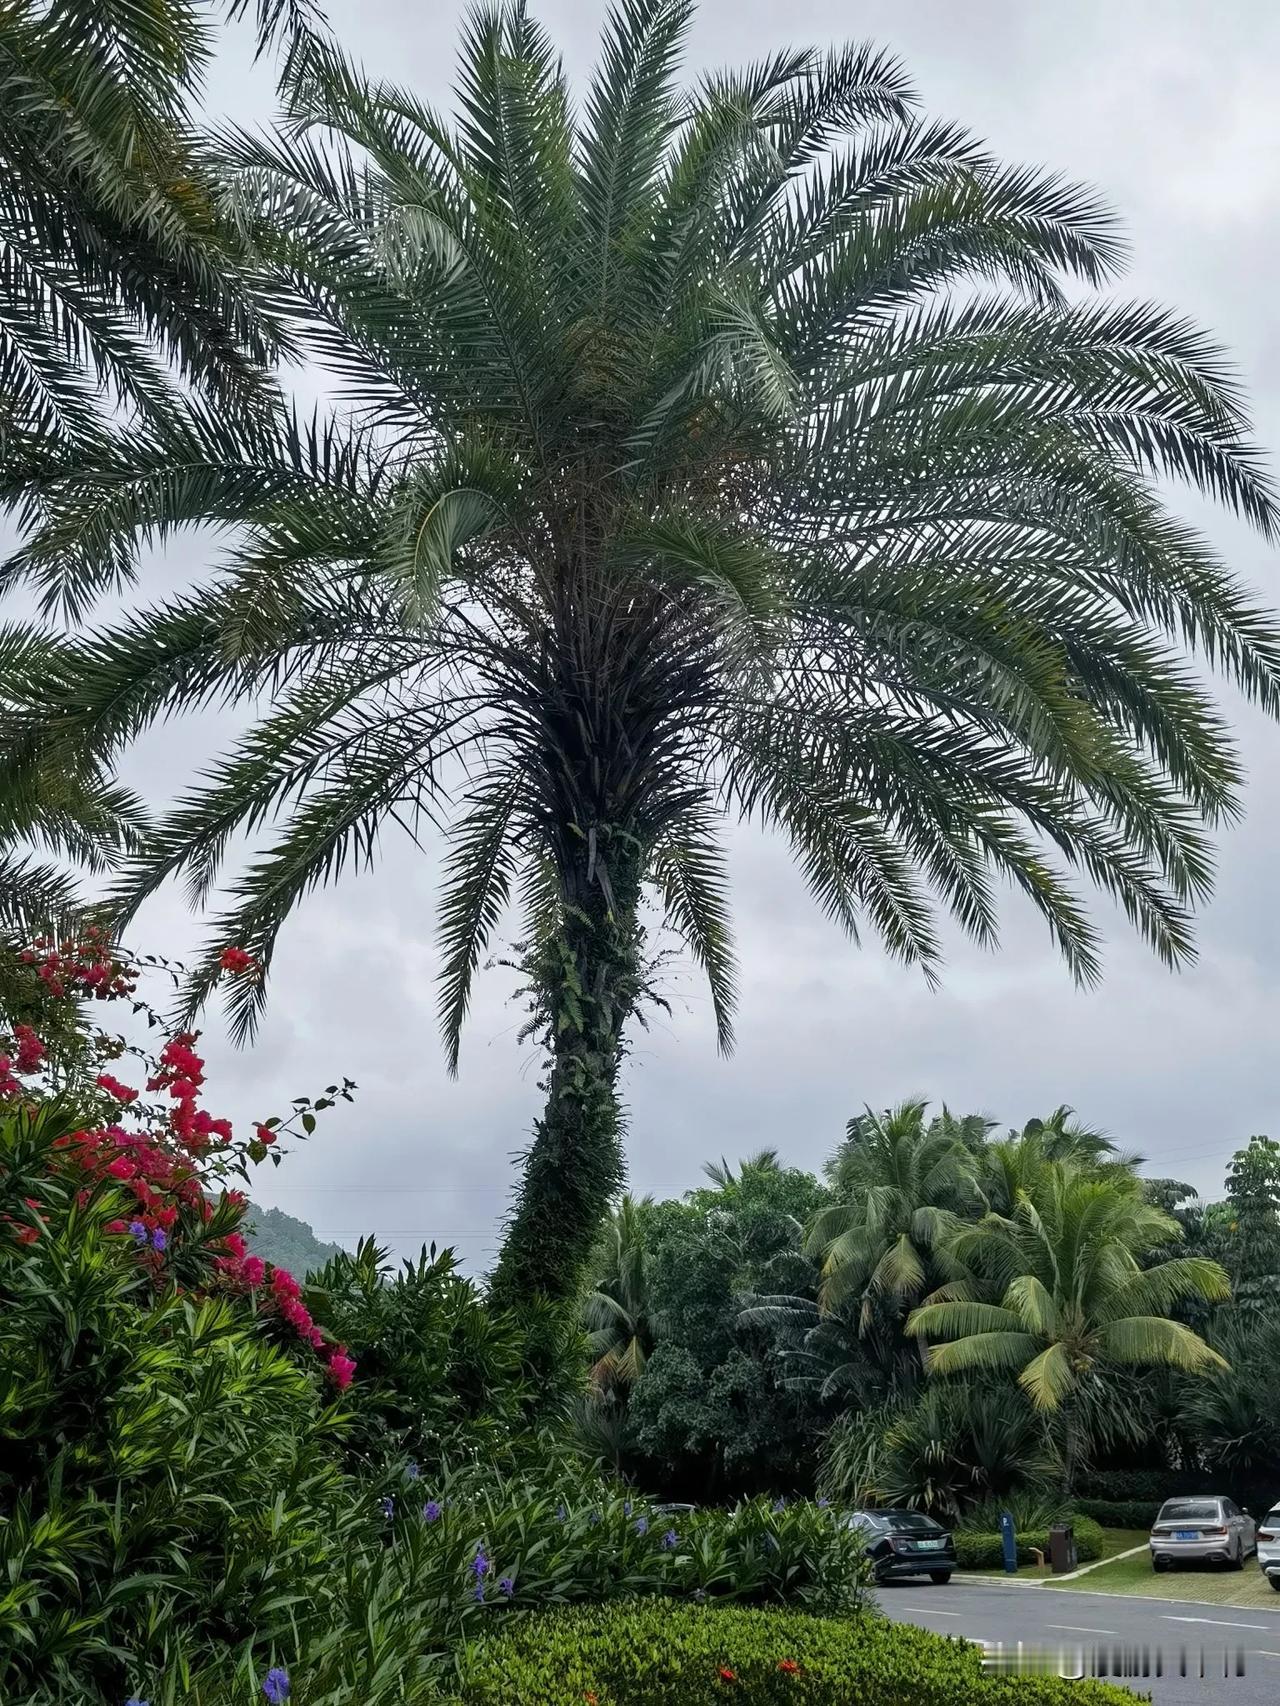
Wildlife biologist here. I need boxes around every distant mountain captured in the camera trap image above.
[243,1203,344,1277]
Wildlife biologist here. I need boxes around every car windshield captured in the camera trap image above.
[883,1513,943,1533]
[1158,1501,1220,1524]
[1265,1510,1280,1528]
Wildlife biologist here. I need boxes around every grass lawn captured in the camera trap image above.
[959,1529,1147,1579]
[1044,1548,1280,1610]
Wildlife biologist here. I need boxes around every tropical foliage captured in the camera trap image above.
[7,0,1280,1305]
[580,1102,1280,1514]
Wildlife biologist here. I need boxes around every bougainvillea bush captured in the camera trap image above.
[0,934,872,1705]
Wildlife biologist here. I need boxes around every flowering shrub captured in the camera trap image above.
[0,931,357,1385]
[0,933,371,1704]
[448,1601,1137,1705]
[302,1236,561,1473]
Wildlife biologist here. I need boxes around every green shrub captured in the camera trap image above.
[1075,1498,1157,1529]
[303,1237,548,1473]
[450,1600,1137,1705]
[953,1516,1103,1570]
[1079,1469,1204,1503]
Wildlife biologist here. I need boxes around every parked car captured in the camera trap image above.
[1149,1497,1256,1571]
[1257,1503,1280,1591]
[846,1509,956,1584]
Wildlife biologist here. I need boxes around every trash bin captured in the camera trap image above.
[1048,1522,1077,1574]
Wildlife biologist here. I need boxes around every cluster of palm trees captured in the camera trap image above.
[585,1104,1234,1503]
[3,0,1279,1296]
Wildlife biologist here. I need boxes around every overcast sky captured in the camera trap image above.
[58,0,1280,1269]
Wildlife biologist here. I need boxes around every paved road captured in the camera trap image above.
[877,1576,1280,1705]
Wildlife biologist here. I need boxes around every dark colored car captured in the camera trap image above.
[847,1509,956,1584]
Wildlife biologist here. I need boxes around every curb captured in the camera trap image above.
[959,1544,1147,1588]
[952,1573,1280,1615]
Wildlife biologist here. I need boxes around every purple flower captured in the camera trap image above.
[406,1460,420,1480]
[623,1500,633,1517]
[380,1496,395,1519]
[262,1669,290,1704]
[150,1227,166,1252]
[499,1575,515,1597]
[423,1499,442,1522]
[128,1221,147,1243]
[474,1584,485,1602]
[817,1497,830,1509]
[125,1698,149,1705]
[472,1550,490,1579]
[662,1528,678,1549]
[772,1497,787,1513]
[634,1516,649,1536]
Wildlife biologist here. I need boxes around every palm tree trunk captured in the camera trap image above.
[1061,1397,1082,1502]
[491,837,643,1303]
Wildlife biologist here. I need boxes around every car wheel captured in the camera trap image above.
[1269,1576,1280,1594]
[929,1571,952,1586]
[1229,1543,1245,1572]
[1152,1558,1169,1573]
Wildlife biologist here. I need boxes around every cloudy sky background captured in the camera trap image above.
[48,0,1280,1269]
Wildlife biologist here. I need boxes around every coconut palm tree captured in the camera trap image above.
[8,0,1280,1300]
[976,1108,1140,1216]
[583,1192,655,1392]
[806,1099,979,1322]
[906,1169,1230,1490]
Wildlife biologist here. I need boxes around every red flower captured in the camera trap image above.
[14,1026,45,1073]
[219,946,255,973]
[242,1256,266,1287]
[255,1123,277,1146]
[95,1073,138,1104]
[718,1669,736,1683]
[327,1349,357,1390]
[778,1659,800,1674]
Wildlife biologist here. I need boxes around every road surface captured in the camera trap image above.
[877,1576,1280,1705]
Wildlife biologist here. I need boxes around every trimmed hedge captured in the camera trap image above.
[954,1516,1104,1570]
[1075,1498,1157,1530]
[450,1601,1136,1705]
[1079,1469,1203,1503]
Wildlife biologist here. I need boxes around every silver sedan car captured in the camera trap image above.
[1149,1496,1255,1571]
[1258,1503,1280,1591]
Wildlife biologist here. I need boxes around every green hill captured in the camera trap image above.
[243,1203,344,1276]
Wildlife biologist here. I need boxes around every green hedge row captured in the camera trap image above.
[1079,1470,1202,1503]
[954,1516,1104,1571]
[1075,1498,1157,1530]
[450,1601,1136,1705]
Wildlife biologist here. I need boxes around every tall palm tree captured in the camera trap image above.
[906,1169,1230,1490]
[806,1099,979,1322]
[582,1192,655,1392]
[8,0,1280,1300]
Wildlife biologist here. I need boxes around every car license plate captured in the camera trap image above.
[1173,1530,1199,1541]
[916,1539,944,1550]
